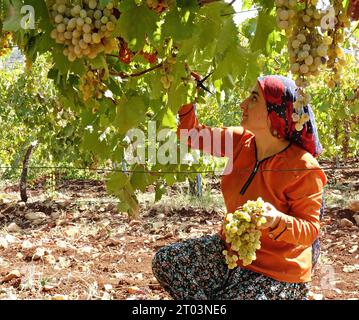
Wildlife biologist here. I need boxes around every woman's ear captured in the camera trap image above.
[267,115,274,134]
[268,118,282,139]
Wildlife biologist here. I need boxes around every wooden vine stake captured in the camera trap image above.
[20,141,37,202]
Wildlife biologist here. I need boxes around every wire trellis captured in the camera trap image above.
[0,165,358,175]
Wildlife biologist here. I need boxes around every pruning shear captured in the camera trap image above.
[190,71,213,94]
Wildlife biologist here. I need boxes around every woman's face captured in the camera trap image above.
[240,83,271,133]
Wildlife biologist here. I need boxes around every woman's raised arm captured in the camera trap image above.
[177,103,247,158]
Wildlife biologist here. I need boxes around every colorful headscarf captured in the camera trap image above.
[257,75,323,158]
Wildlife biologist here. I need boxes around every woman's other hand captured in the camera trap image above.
[258,202,285,230]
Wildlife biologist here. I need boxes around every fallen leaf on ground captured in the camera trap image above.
[343,265,359,273]
[7,223,22,233]
[79,246,93,254]
[152,222,164,230]
[104,284,113,292]
[348,200,359,212]
[354,214,359,226]
[44,254,56,265]
[21,240,34,249]
[308,292,324,300]
[129,220,142,227]
[5,234,17,244]
[33,247,46,260]
[25,211,47,221]
[55,257,71,269]
[16,253,23,259]
[0,237,8,249]
[51,294,68,300]
[42,285,56,292]
[65,226,80,238]
[127,286,145,294]
[339,218,354,228]
[1,270,22,284]
[101,292,111,300]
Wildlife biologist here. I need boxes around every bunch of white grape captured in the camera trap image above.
[159,56,176,89]
[274,0,350,131]
[49,0,118,62]
[0,31,12,57]
[275,0,297,31]
[278,5,328,83]
[325,1,350,89]
[222,197,267,269]
[275,1,325,130]
[80,69,107,101]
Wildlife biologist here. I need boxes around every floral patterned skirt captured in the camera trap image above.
[152,234,309,300]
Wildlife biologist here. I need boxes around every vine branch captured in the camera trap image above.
[221,8,259,17]
[197,0,222,6]
[109,63,163,79]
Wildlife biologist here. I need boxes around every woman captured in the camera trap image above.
[152,75,327,300]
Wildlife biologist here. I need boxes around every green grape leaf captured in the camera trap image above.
[115,1,159,51]
[117,200,130,213]
[100,0,111,8]
[147,72,164,100]
[130,169,156,192]
[164,173,177,186]
[241,18,257,39]
[244,52,261,89]
[241,0,253,10]
[52,45,86,75]
[161,107,177,129]
[167,80,190,113]
[266,30,283,54]
[82,128,110,158]
[89,54,109,79]
[260,0,275,10]
[176,0,198,9]
[35,32,54,55]
[162,9,195,41]
[212,44,248,81]
[155,183,167,201]
[122,185,139,217]
[107,172,129,194]
[251,9,277,54]
[2,0,23,31]
[115,96,147,134]
[26,0,52,32]
[215,17,238,55]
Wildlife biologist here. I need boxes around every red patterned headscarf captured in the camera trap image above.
[257,75,323,158]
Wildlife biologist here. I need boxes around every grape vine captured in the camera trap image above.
[0,0,356,214]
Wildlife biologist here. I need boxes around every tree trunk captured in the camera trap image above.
[342,119,350,161]
[333,119,339,163]
[189,174,203,197]
[20,143,36,202]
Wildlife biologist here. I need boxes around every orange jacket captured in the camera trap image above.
[177,103,327,283]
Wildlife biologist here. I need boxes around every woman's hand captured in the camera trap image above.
[258,202,285,230]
